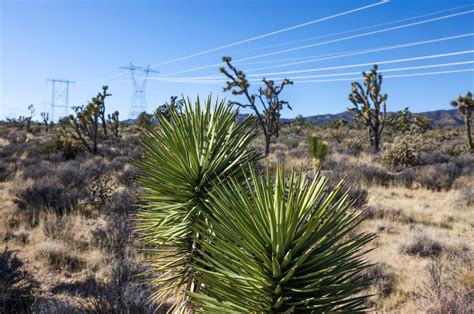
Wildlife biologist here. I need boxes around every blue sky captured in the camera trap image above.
[1,0,473,120]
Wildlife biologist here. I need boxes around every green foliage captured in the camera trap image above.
[308,133,329,163]
[189,166,375,312]
[136,111,152,128]
[348,65,388,152]
[135,96,259,311]
[382,135,422,167]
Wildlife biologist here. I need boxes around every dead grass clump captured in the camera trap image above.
[91,216,130,256]
[36,240,85,272]
[454,187,474,208]
[416,162,462,191]
[420,258,474,313]
[15,184,79,226]
[361,263,397,297]
[402,236,443,258]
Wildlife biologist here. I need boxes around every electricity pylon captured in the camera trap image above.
[46,79,74,121]
[120,63,159,120]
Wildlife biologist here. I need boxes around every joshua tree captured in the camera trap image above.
[61,86,111,154]
[40,112,50,132]
[98,86,112,136]
[451,91,473,150]
[107,111,120,137]
[18,104,35,132]
[155,96,184,122]
[136,111,152,128]
[290,114,312,135]
[348,65,387,152]
[220,56,293,156]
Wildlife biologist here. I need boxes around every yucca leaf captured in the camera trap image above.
[189,165,375,312]
[135,96,258,312]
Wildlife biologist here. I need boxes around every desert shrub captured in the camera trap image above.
[420,258,474,313]
[420,151,451,165]
[417,162,462,191]
[89,258,156,313]
[87,172,117,209]
[103,190,135,215]
[42,214,73,240]
[108,156,130,171]
[346,137,364,155]
[454,187,474,207]
[382,135,421,167]
[0,143,26,157]
[91,216,130,256]
[283,136,300,149]
[356,164,394,186]
[32,297,83,314]
[119,166,141,186]
[402,236,443,257]
[451,154,474,176]
[15,184,79,224]
[0,164,11,182]
[361,263,397,297]
[0,247,39,313]
[57,161,86,188]
[37,240,85,272]
[397,167,416,188]
[21,162,53,181]
[324,171,368,208]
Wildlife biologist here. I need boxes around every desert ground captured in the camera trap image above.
[0,117,472,313]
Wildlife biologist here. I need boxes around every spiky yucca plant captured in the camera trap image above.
[135,96,258,312]
[308,133,328,165]
[189,166,375,312]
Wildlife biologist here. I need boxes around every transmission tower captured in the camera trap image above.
[120,63,159,120]
[46,79,74,121]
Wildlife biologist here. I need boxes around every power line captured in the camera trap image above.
[227,3,474,56]
[244,33,474,73]
[162,9,473,77]
[148,0,389,68]
[259,60,474,80]
[149,50,474,81]
[148,67,474,85]
[294,68,474,83]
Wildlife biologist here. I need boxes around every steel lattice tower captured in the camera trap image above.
[120,63,159,120]
[46,79,74,121]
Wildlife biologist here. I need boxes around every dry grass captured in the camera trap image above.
[0,121,472,312]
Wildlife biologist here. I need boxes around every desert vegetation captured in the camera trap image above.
[0,66,473,313]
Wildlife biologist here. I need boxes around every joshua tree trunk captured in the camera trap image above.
[466,115,473,150]
[264,133,271,156]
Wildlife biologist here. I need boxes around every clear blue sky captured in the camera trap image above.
[1,0,473,120]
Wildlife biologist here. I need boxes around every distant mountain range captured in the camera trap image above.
[126,109,464,127]
[298,108,464,127]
